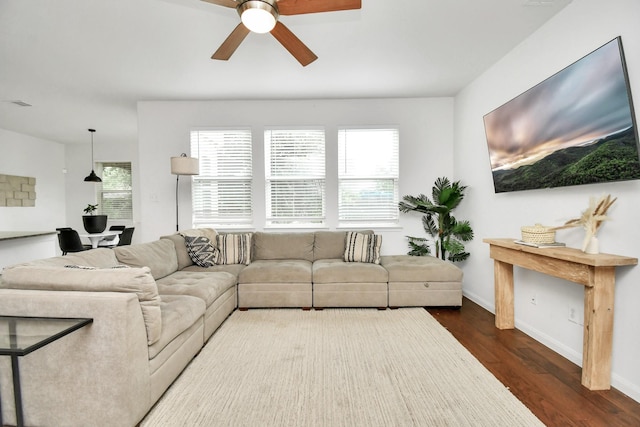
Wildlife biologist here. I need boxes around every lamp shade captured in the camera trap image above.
[171,154,199,176]
[84,170,102,182]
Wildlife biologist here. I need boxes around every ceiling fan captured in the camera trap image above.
[202,0,362,66]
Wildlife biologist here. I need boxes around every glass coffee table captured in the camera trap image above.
[0,316,93,427]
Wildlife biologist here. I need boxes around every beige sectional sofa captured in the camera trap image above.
[0,229,462,427]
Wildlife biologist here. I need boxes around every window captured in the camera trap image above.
[338,128,399,226]
[191,129,253,228]
[97,162,132,220]
[264,129,326,227]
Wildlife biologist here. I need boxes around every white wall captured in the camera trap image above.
[0,127,65,260]
[64,134,139,239]
[137,98,455,253]
[454,0,640,401]
[0,128,66,229]
[7,0,639,400]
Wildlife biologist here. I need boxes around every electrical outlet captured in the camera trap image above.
[530,293,537,305]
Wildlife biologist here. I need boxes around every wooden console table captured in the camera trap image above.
[483,238,637,390]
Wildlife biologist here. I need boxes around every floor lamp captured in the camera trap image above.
[170,153,199,232]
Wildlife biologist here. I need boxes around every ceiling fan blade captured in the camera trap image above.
[277,0,361,15]
[212,23,251,60]
[270,21,317,66]
[201,0,238,8]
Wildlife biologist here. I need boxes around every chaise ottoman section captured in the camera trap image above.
[381,255,463,307]
[312,259,388,308]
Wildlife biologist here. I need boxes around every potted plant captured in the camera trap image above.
[399,177,474,262]
[82,203,108,233]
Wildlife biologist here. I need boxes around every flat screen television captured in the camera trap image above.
[483,36,640,193]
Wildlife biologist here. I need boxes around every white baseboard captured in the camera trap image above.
[461,290,640,403]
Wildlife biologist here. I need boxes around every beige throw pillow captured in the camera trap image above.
[216,233,252,265]
[344,231,382,264]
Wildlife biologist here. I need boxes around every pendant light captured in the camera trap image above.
[84,128,102,182]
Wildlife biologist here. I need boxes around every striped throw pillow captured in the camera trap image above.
[344,231,382,264]
[183,235,219,267]
[216,233,252,265]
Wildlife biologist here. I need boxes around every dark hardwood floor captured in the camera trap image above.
[427,297,640,427]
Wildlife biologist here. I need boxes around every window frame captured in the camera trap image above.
[96,162,133,221]
[190,128,253,229]
[264,127,326,228]
[337,126,400,228]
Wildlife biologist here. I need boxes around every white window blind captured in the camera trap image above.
[191,129,253,228]
[338,128,399,226]
[97,162,132,220]
[265,129,326,227]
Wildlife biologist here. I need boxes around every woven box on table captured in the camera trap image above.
[520,224,556,244]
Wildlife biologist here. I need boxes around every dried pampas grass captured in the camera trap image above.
[554,194,617,252]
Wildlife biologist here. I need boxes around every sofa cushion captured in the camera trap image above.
[238,259,312,284]
[216,233,251,265]
[114,239,178,279]
[27,248,120,268]
[380,255,463,282]
[313,230,373,261]
[313,231,346,260]
[181,263,245,278]
[160,234,193,270]
[344,231,382,264]
[204,229,219,240]
[182,228,218,242]
[161,228,218,271]
[313,259,388,283]
[253,232,314,262]
[156,271,236,307]
[0,265,162,345]
[183,236,219,267]
[148,294,205,360]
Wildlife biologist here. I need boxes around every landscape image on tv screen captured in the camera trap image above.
[483,36,640,193]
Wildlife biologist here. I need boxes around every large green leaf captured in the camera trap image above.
[400,176,473,262]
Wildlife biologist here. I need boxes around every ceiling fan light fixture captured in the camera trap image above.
[238,0,278,34]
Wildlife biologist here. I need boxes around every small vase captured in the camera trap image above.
[584,236,599,254]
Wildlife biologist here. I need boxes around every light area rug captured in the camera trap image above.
[141,308,544,427]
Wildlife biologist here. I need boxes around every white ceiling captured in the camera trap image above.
[0,0,572,146]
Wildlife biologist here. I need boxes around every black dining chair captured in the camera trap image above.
[117,227,135,246]
[98,225,126,247]
[57,228,91,255]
